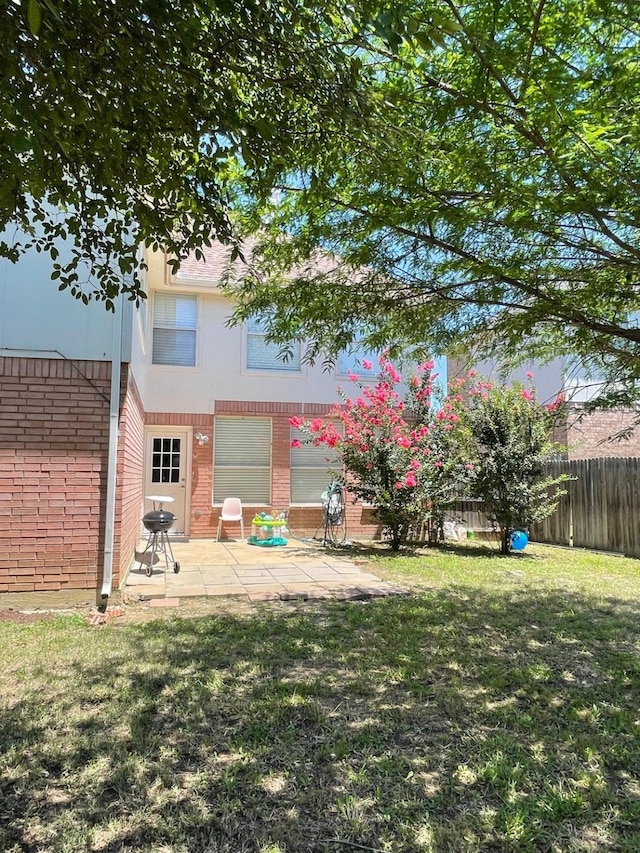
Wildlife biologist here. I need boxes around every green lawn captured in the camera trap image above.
[2,542,640,852]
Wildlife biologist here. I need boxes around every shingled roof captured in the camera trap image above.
[173,238,257,284]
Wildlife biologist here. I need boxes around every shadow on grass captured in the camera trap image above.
[1,586,640,852]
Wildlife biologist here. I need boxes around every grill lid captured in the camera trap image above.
[143,509,176,532]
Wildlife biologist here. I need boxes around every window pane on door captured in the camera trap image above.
[151,436,182,485]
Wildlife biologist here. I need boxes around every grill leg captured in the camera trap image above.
[138,525,178,576]
[138,531,159,576]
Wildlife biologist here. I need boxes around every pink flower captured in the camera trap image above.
[289,416,304,428]
[290,439,302,448]
[526,371,534,379]
[547,392,565,412]
[310,418,324,432]
[520,389,534,402]
[404,472,417,488]
[434,460,443,468]
[362,359,373,370]
[397,436,411,448]
[394,481,404,490]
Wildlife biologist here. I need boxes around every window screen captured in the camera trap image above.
[337,340,378,377]
[290,426,342,504]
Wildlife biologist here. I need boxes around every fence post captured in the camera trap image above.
[569,502,573,547]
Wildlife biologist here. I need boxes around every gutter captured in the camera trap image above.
[100,294,124,606]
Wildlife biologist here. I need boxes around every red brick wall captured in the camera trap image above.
[0,357,111,592]
[113,369,145,587]
[565,406,640,459]
[148,401,384,541]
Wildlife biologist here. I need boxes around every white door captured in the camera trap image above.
[143,429,189,534]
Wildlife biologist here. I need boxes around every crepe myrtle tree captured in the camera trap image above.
[464,373,570,554]
[408,369,476,543]
[290,357,472,550]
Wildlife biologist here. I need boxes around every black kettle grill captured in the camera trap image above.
[143,509,176,533]
[138,509,180,577]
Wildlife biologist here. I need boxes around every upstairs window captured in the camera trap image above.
[246,315,301,371]
[152,293,197,366]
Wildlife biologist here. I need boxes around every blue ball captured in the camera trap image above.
[510,530,528,551]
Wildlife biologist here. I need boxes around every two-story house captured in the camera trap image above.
[5,236,634,599]
[0,240,386,598]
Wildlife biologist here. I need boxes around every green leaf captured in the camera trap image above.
[27,0,42,36]
[415,31,434,51]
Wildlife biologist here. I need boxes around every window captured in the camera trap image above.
[150,436,182,484]
[213,417,271,504]
[290,426,342,504]
[246,315,301,371]
[152,293,197,366]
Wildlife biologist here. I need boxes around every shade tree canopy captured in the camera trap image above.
[6,0,640,404]
[2,0,411,306]
[227,0,640,402]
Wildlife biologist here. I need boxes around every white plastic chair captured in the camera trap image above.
[216,497,245,542]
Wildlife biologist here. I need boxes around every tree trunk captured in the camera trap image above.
[500,528,510,555]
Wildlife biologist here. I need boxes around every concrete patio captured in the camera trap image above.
[126,535,408,603]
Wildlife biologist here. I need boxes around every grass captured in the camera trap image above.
[1,542,640,852]
[365,539,640,600]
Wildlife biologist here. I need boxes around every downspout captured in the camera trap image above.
[100,293,124,606]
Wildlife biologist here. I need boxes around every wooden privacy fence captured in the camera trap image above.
[449,457,640,557]
[531,457,640,557]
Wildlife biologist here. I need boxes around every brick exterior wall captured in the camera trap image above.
[565,406,640,460]
[0,356,111,593]
[148,401,385,542]
[113,368,145,587]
